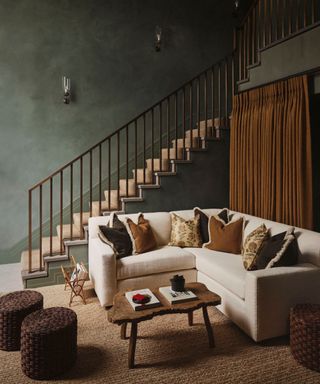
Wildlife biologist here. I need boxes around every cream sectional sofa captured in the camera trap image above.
[88,208,320,342]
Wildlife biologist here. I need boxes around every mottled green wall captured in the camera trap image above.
[0,0,245,263]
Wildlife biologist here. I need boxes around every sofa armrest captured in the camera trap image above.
[89,238,117,307]
[245,263,320,341]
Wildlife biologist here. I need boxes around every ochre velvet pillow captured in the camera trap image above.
[168,213,202,248]
[204,215,243,254]
[125,213,157,254]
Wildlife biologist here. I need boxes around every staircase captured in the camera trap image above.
[21,0,320,287]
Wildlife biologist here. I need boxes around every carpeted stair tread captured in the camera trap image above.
[92,200,119,215]
[171,137,199,148]
[161,147,184,160]
[41,236,63,256]
[73,212,92,228]
[21,249,43,273]
[146,158,170,172]
[119,179,136,196]
[56,224,82,241]
[132,168,153,183]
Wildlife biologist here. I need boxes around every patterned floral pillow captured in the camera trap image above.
[242,224,269,270]
[168,213,202,248]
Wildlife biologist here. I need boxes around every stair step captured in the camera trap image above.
[132,168,153,183]
[146,158,169,172]
[119,179,136,196]
[171,137,199,148]
[41,236,63,256]
[73,212,91,228]
[104,189,123,202]
[21,249,43,273]
[161,147,184,160]
[56,224,82,241]
[92,199,119,215]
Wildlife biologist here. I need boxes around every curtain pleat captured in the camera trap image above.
[230,75,313,229]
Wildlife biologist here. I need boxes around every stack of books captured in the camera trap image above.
[159,286,197,304]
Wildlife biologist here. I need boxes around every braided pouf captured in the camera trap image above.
[290,304,320,372]
[21,307,77,380]
[0,290,43,351]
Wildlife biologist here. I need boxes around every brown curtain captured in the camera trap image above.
[230,75,313,229]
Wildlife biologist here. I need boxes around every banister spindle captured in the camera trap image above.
[98,144,102,216]
[189,82,193,149]
[211,66,215,135]
[197,77,200,142]
[50,178,53,256]
[167,98,170,164]
[80,157,83,239]
[225,57,228,129]
[39,184,42,270]
[126,125,130,195]
[151,109,155,177]
[117,131,120,207]
[218,63,221,138]
[134,120,138,192]
[204,72,208,137]
[174,93,178,158]
[182,88,186,154]
[89,149,93,217]
[108,139,111,209]
[28,190,32,272]
[143,116,146,185]
[70,164,73,240]
[159,103,163,171]
[60,170,63,253]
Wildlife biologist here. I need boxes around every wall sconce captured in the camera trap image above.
[62,76,71,104]
[232,0,240,17]
[155,26,162,52]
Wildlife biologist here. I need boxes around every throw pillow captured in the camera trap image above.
[125,213,157,254]
[256,228,299,269]
[242,224,269,270]
[168,213,202,247]
[98,213,133,259]
[193,207,229,244]
[204,215,243,254]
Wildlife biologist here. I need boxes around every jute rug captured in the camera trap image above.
[0,284,319,384]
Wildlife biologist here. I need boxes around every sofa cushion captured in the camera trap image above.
[125,213,157,254]
[168,213,202,247]
[242,224,269,270]
[187,247,247,299]
[194,207,229,243]
[204,215,244,254]
[116,246,196,280]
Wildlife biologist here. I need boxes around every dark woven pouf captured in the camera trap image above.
[21,307,77,380]
[290,304,320,372]
[0,290,43,351]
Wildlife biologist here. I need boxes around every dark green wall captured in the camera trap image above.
[0,0,246,263]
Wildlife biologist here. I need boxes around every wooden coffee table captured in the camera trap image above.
[108,282,221,368]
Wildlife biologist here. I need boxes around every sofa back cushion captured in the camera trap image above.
[229,210,320,267]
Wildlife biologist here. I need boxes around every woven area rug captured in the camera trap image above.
[0,284,319,384]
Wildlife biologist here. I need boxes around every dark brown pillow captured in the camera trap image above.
[98,213,133,259]
[256,229,299,269]
[125,213,157,254]
[204,215,243,254]
[194,208,229,244]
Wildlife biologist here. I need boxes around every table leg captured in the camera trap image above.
[202,306,215,348]
[188,312,193,326]
[128,322,138,369]
[121,322,127,340]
